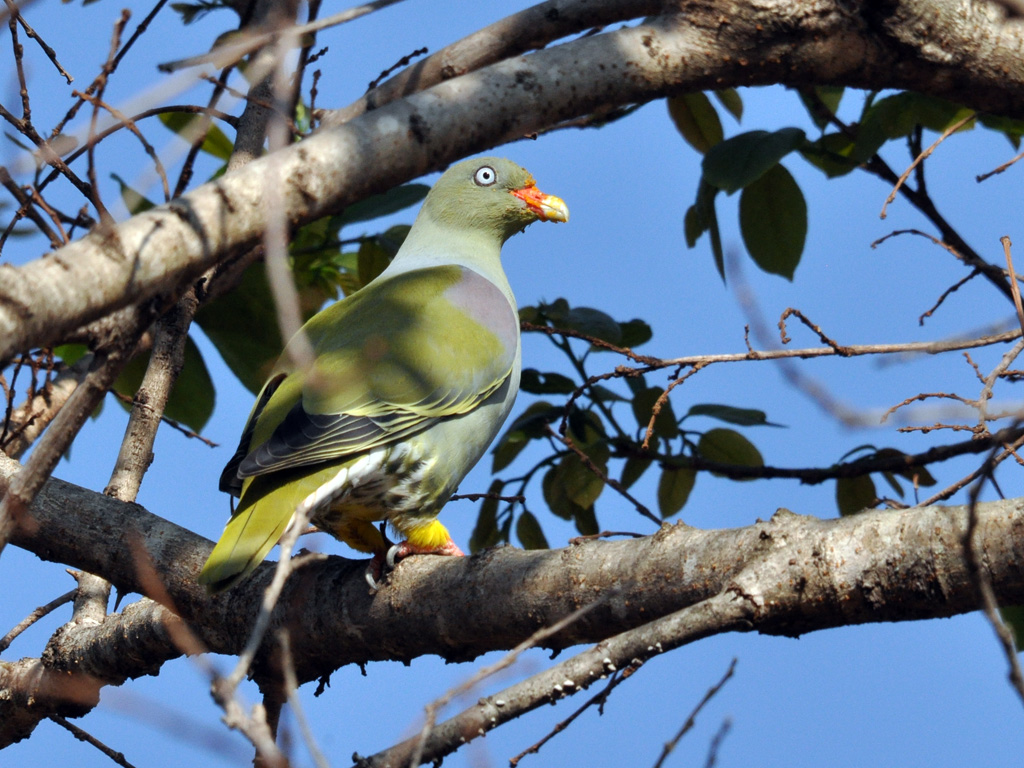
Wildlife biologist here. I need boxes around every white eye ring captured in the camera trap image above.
[473,165,497,186]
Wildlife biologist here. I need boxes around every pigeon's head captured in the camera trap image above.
[425,156,568,243]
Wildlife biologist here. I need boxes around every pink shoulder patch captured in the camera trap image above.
[443,268,519,358]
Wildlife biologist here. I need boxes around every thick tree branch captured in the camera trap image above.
[3,446,1024,749]
[1,0,1023,361]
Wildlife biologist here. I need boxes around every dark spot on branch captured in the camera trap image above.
[408,112,429,144]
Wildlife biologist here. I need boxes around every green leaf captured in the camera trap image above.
[851,93,974,163]
[111,174,155,215]
[620,455,652,489]
[714,89,743,121]
[632,387,678,440]
[337,184,429,227]
[158,111,233,160]
[357,238,392,287]
[469,480,503,553]
[739,163,807,280]
[881,471,905,498]
[686,404,784,427]
[978,113,1024,150]
[798,86,845,130]
[555,453,606,510]
[567,408,607,446]
[800,132,859,178]
[113,335,215,432]
[697,428,763,479]
[685,177,727,280]
[684,179,719,247]
[194,262,287,393]
[54,343,89,366]
[625,374,647,397]
[491,401,561,472]
[667,93,723,154]
[519,368,577,395]
[868,448,938,488]
[702,127,806,193]
[516,511,549,550]
[708,201,725,280]
[564,307,621,345]
[657,466,697,518]
[535,298,570,325]
[542,466,575,521]
[589,385,629,404]
[999,605,1024,652]
[836,475,878,516]
[573,504,600,536]
[617,319,653,349]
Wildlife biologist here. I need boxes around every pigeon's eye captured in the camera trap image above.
[473,166,497,187]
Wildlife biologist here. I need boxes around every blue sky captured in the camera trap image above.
[2,1,1023,766]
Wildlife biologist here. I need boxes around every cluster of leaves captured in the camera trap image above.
[474,299,950,551]
[471,299,790,551]
[670,87,1024,281]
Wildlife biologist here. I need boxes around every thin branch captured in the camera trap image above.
[0,588,76,653]
[324,0,662,126]
[0,326,142,558]
[977,146,1024,182]
[159,0,408,72]
[628,424,1024,484]
[508,665,640,766]
[49,714,139,768]
[357,590,752,768]
[917,430,1024,506]
[880,111,975,219]
[406,597,609,768]
[919,270,980,326]
[544,424,660,526]
[3,0,72,83]
[963,435,1024,706]
[651,659,737,768]
[278,630,329,768]
[1002,237,1024,338]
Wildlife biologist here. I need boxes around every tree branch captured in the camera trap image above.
[3,445,1024,748]
[2,0,1023,361]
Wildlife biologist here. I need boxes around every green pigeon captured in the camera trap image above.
[199,157,568,591]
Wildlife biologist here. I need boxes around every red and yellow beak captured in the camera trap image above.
[510,183,569,223]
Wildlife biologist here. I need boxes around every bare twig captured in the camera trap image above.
[49,714,138,768]
[278,630,329,768]
[0,328,142,558]
[917,431,1024,506]
[85,10,132,229]
[881,111,975,219]
[977,146,1024,182]
[1002,237,1024,339]
[919,270,980,325]
[3,0,72,83]
[703,717,732,768]
[777,308,851,354]
[643,364,704,450]
[159,0,408,72]
[405,597,611,768]
[962,434,1024,706]
[509,665,640,766]
[651,659,737,768]
[0,588,76,653]
[359,589,752,768]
